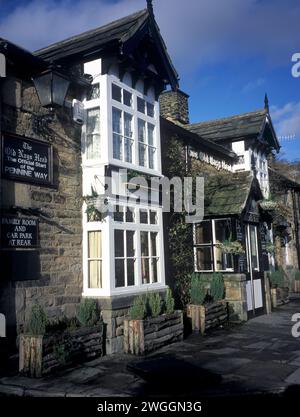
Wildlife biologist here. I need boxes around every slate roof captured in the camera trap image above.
[34,8,178,88]
[160,117,237,160]
[188,109,268,142]
[204,171,258,216]
[35,9,149,61]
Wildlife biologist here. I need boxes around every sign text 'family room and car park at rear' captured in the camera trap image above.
[1,216,39,248]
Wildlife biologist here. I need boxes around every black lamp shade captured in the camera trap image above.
[33,69,70,108]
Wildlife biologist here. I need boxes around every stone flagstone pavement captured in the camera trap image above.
[1,296,300,397]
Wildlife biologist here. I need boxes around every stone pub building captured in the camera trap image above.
[1,1,300,359]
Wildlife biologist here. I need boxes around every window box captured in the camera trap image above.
[187,301,228,335]
[19,323,104,377]
[123,310,183,355]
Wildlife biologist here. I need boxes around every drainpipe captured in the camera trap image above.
[291,189,300,269]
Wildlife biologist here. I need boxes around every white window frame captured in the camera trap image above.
[108,75,161,175]
[194,218,234,273]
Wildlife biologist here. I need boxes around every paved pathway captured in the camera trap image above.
[1,297,300,397]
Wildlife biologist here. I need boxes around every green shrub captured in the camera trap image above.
[130,295,147,320]
[165,288,175,314]
[269,268,284,288]
[27,304,48,335]
[77,299,98,327]
[147,292,162,318]
[295,270,300,281]
[210,273,225,301]
[190,272,206,305]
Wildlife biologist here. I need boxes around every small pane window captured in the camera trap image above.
[195,222,212,244]
[112,84,121,102]
[196,247,213,271]
[150,210,157,224]
[87,83,100,101]
[114,205,124,222]
[86,108,100,159]
[140,209,148,224]
[123,90,132,107]
[137,97,145,113]
[126,207,134,222]
[215,219,231,243]
[88,231,102,288]
[114,230,124,257]
[147,102,154,117]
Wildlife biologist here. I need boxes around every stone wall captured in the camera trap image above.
[0,77,83,340]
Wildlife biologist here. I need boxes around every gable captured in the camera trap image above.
[34,8,178,92]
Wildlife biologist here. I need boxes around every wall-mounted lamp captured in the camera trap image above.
[32,68,70,109]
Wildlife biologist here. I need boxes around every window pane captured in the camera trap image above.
[137,97,145,113]
[126,231,135,257]
[138,119,145,142]
[250,225,259,270]
[140,210,148,224]
[87,83,100,100]
[139,144,146,166]
[148,147,155,169]
[141,258,150,284]
[115,259,125,287]
[113,134,122,160]
[215,247,234,271]
[147,102,154,117]
[88,260,102,288]
[112,84,121,102]
[88,231,102,258]
[148,124,154,146]
[123,90,132,107]
[127,259,135,286]
[114,230,124,257]
[151,258,158,283]
[150,232,157,256]
[141,231,149,256]
[195,222,212,244]
[150,210,157,224]
[126,207,134,222]
[113,205,124,222]
[124,113,132,137]
[86,108,100,159]
[196,247,212,271]
[215,219,231,242]
[112,108,121,133]
[125,138,132,163]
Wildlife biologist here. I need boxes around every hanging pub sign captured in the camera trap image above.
[1,134,53,185]
[1,216,39,248]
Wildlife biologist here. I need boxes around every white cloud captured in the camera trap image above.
[270,102,300,137]
[0,0,299,76]
[242,78,265,93]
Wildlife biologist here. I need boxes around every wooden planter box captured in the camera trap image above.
[187,301,228,335]
[123,310,183,355]
[271,287,289,308]
[19,323,104,377]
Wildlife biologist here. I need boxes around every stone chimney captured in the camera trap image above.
[159,89,190,125]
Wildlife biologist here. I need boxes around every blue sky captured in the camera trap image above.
[1,0,299,161]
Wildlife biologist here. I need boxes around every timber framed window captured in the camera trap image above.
[194,219,234,272]
[86,107,101,160]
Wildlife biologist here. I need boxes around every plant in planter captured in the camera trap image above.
[124,290,183,355]
[187,272,227,335]
[20,299,104,377]
[19,304,48,377]
[217,238,245,255]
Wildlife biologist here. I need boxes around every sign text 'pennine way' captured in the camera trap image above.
[1,134,53,185]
